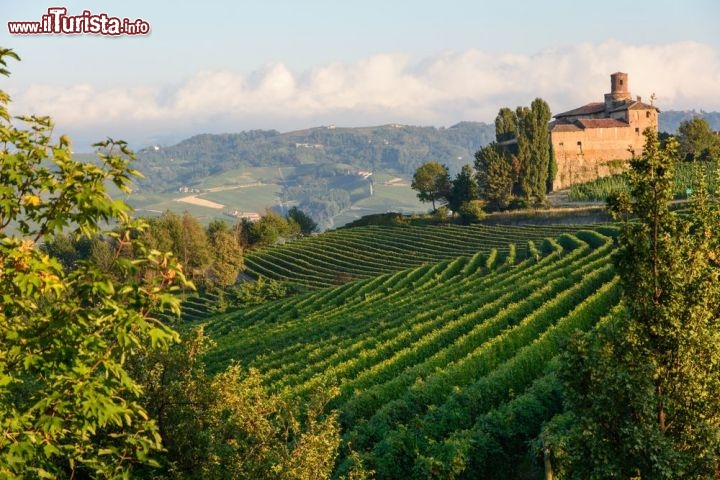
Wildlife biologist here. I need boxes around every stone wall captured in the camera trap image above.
[551,107,658,190]
[552,126,634,190]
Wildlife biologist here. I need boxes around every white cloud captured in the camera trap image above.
[8,40,720,148]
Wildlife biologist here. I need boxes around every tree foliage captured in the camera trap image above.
[494,107,518,143]
[0,48,191,478]
[143,211,211,281]
[447,164,480,213]
[287,206,318,235]
[474,142,515,210]
[515,98,552,201]
[546,129,720,478]
[677,116,720,162]
[411,161,451,211]
[476,100,554,208]
[207,226,244,287]
[133,326,344,479]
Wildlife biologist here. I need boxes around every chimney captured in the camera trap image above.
[637,95,642,102]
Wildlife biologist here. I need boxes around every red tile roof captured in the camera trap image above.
[576,118,629,129]
[554,102,606,118]
[626,101,660,112]
[549,119,582,132]
[550,117,629,131]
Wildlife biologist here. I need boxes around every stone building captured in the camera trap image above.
[549,72,658,190]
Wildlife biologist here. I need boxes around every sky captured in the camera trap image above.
[2,0,719,150]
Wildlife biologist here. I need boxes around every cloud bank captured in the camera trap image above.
[9,40,720,148]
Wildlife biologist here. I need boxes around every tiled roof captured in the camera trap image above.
[554,102,606,118]
[608,100,659,113]
[627,101,660,111]
[576,118,629,129]
[549,119,581,132]
[550,117,629,131]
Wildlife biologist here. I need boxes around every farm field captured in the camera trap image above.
[243,223,611,289]
[568,161,717,202]
[202,226,621,478]
[123,165,427,227]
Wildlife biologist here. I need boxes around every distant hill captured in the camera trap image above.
[125,112,716,229]
[134,122,495,193]
[659,110,720,133]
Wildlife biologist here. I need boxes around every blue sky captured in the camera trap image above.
[2,0,719,149]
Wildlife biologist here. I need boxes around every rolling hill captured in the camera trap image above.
[199,225,620,478]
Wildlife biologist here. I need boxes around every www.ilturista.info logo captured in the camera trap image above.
[8,7,150,35]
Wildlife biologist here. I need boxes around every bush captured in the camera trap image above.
[458,200,487,224]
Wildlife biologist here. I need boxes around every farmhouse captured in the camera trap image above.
[550,72,658,190]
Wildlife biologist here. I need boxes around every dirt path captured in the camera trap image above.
[174,196,225,209]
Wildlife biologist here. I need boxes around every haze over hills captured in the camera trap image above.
[135,110,719,191]
[123,110,718,229]
[134,121,495,190]
[129,122,495,228]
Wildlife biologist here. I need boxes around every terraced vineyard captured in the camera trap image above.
[243,223,604,289]
[204,227,621,478]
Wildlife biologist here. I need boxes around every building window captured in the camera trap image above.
[577,141,582,146]
[635,127,640,135]
[646,111,651,118]
[559,142,564,147]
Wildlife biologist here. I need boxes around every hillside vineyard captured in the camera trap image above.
[202,226,621,478]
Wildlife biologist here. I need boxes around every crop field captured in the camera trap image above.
[243,223,610,289]
[203,226,621,478]
[568,161,717,202]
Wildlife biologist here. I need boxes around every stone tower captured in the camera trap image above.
[604,72,632,110]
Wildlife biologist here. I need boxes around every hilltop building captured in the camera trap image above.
[549,72,658,190]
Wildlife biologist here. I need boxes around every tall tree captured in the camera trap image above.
[486,99,553,205]
[287,206,318,235]
[447,164,480,213]
[411,161,451,211]
[495,107,518,143]
[528,98,553,199]
[207,228,244,287]
[546,129,720,478]
[0,48,189,478]
[474,142,515,210]
[515,99,552,201]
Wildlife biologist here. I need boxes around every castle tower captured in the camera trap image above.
[604,72,632,110]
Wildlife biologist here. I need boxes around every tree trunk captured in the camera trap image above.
[544,444,554,480]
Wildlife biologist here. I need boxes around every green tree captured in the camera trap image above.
[133,326,343,479]
[0,49,190,478]
[494,107,518,143]
[475,142,515,210]
[487,99,553,205]
[546,129,720,478]
[677,116,720,162]
[411,161,451,211]
[207,228,244,287]
[287,206,318,235]
[516,98,552,201]
[144,211,211,281]
[447,164,480,213]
